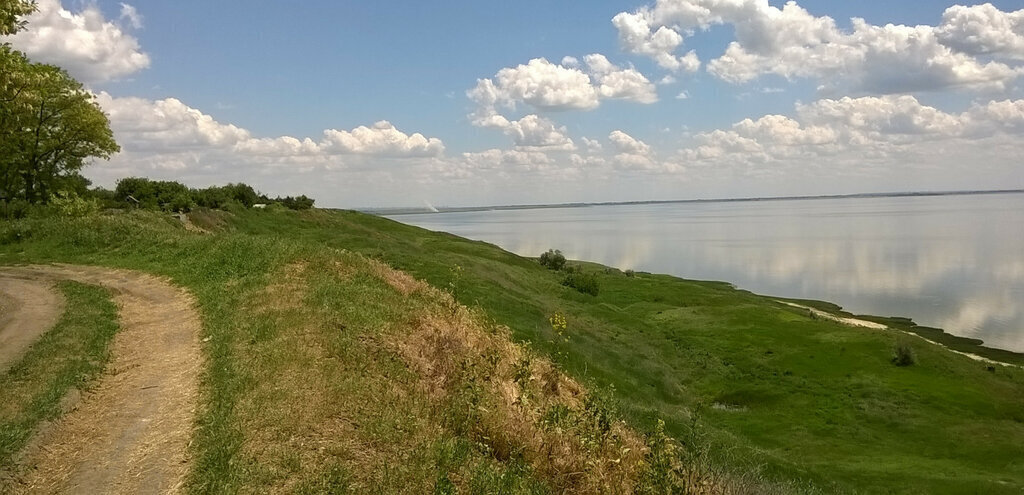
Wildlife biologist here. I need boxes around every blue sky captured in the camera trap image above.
[7,0,1024,207]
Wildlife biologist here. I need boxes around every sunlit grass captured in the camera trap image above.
[1,208,1022,493]
[0,281,118,470]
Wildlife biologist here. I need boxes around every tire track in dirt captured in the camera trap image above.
[0,275,64,372]
[0,264,201,494]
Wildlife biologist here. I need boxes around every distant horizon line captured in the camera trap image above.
[358,188,1024,216]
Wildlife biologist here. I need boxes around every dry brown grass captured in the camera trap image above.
[236,261,350,492]
[229,255,758,493]
[232,258,447,493]
[185,208,233,232]
[260,261,309,311]
[367,258,426,296]
[392,272,649,494]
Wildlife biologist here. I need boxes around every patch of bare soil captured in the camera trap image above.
[175,212,209,234]
[0,275,65,371]
[0,264,201,494]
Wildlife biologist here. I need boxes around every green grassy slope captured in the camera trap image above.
[0,212,664,494]
[229,208,1024,493]
[1,208,1022,493]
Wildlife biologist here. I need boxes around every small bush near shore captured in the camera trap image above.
[539,249,566,270]
[893,338,916,366]
[563,271,600,296]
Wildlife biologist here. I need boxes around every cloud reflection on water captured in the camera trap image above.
[395,194,1024,352]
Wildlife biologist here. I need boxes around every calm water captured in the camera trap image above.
[389,193,1024,352]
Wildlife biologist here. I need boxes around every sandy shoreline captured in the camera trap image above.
[778,301,1021,369]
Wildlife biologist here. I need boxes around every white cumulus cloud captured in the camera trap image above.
[96,93,250,152]
[467,55,659,114]
[936,4,1024,60]
[6,0,150,83]
[612,10,700,72]
[321,121,445,157]
[585,54,658,103]
[613,0,1024,94]
[92,92,445,177]
[468,58,600,112]
[609,130,652,155]
[581,137,603,152]
[469,113,575,151]
[467,55,657,150]
[680,95,1024,166]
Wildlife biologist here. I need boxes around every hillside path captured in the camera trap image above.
[0,275,65,371]
[0,264,201,494]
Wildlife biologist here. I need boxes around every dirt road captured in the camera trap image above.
[0,265,201,494]
[0,275,64,371]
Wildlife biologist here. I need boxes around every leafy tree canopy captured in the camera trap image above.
[1,1,119,204]
[0,0,35,36]
[1,54,119,202]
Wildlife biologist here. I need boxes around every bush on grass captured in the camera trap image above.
[562,271,600,296]
[539,249,566,270]
[892,338,916,366]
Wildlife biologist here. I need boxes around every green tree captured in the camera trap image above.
[276,194,315,210]
[191,185,232,209]
[539,249,566,270]
[0,0,35,36]
[1,2,119,205]
[222,183,258,207]
[1,60,119,203]
[1,1,35,202]
[115,177,194,211]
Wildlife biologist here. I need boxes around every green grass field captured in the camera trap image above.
[2,207,1022,493]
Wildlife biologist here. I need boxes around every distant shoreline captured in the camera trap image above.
[362,188,1024,216]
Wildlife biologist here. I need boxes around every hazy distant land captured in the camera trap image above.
[367,188,1024,216]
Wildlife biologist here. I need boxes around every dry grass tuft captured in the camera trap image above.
[368,259,426,296]
[185,208,233,232]
[398,287,649,494]
[261,262,309,311]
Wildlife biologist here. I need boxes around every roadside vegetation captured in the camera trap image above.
[0,281,118,470]
[2,204,1023,493]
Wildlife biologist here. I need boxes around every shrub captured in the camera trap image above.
[164,192,194,212]
[0,199,32,219]
[562,271,600,296]
[47,191,100,217]
[892,338,916,366]
[624,269,636,278]
[115,177,191,211]
[222,183,259,207]
[192,183,261,209]
[276,195,315,210]
[191,186,232,209]
[84,187,121,209]
[539,249,566,270]
[23,191,100,218]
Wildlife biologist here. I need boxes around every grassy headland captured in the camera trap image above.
[1,208,1022,493]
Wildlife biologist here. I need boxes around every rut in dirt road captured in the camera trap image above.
[0,276,65,372]
[0,264,202,495]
